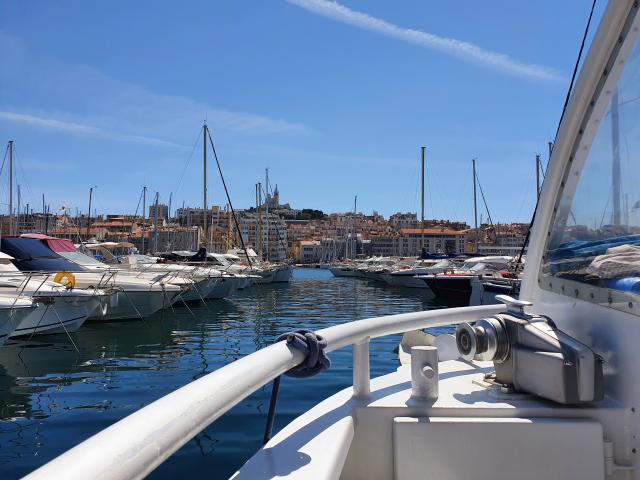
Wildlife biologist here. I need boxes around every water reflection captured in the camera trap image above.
[0,268,440,479]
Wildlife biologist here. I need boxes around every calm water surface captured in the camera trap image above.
[0,268,450,479]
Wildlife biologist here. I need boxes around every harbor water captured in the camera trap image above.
[0,268,450,479]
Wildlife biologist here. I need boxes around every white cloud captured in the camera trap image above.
[286,0,565,82]
[0,111,187,148]
[0,32,310,147]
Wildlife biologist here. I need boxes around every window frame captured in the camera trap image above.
[538,7,640,314]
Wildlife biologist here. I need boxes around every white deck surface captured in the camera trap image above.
[234,359,626,479]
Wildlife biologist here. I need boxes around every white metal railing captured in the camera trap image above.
[24,303,504,480]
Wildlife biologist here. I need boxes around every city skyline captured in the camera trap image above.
[0,1,605,224]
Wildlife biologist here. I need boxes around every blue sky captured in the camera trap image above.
[0,1,604,224]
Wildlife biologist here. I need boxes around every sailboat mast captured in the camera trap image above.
[142,185,147,254]
[265,168,269,262]
[87,186,94,237]
[472,158,478,230]
[154,192,159,253]
[421,146,425,255]
[8,141,13,236]
[353,194,357,259]
[256,183,263,260]
[203,122,208,247]
[612,89,621,226]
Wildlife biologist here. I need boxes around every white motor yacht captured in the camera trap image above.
[0,294,35,345]
[417,256,514,304]
[61,253,184,320]
[207,253,259,289]
[358,257,399,282]
[120,255,239,301]
[329,262,362,277]
[18,236,184,321]
[226,248,292,284]
[382,258,453,288]
[88,247,221,302]
[0,270,106,337]
[25,2,640,479]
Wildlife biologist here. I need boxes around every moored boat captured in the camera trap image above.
[418,256,513,305]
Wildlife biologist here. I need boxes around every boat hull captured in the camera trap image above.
[423,275,473,305]
[329,267,359,277]
[469,277,520,306]
[272,266,292,283]
[206,277,238,299]
[179,278,218,302]
[0,306,34,345]
[10,295,100,337]
[90,289,179,321]
[387,273,429,288]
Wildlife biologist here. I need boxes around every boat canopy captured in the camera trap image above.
[21,234,77,253]
[0,237,83,272]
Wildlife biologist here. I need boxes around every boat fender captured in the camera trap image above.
[53,272,76,289]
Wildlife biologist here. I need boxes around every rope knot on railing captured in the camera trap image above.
[276,329,330,378]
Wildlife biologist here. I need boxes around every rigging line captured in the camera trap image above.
[0,142,8,180]
[174,128,202,197]
[12,146,34,197]
[206,128,253,268]
[554,0,598,145]
[129,187,144,245]
[514,0,597,273]
[599,187,613,229]
[474,170,494,229]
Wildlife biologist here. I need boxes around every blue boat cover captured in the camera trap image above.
[0,237,83,272]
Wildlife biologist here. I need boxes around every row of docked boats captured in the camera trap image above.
[0,235,291,345]
[329,255,521,305]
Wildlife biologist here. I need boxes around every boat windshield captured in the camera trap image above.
[208,254,231,267]
[127,254,158,264]
[432,260,451,268]
[59,251,108,268]
[541,18,640,307]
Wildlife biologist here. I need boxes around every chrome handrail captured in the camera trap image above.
[24,304,504,480]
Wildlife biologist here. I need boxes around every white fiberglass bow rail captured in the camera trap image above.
[25,303,504,480]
